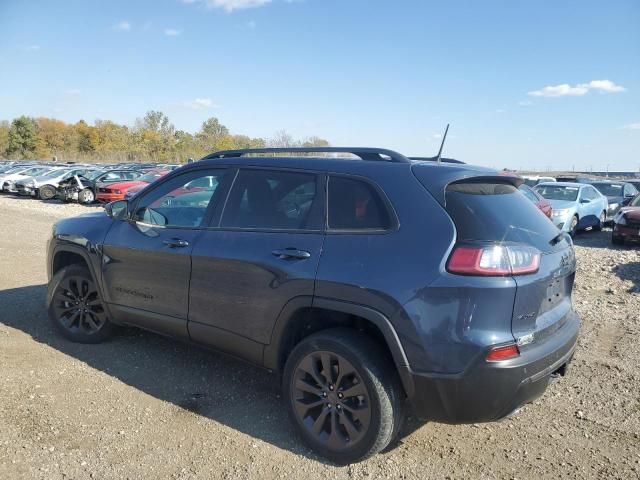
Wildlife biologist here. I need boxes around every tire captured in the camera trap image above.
[38,185,56,200]
[283,328,405,464]
[48,264,115,343]
[594,211,606,231]
[569,215,579,237]
[79,188,95,204]
[612,233,624,245]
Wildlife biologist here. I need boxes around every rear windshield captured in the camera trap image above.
[445,182,565,252]
[535,185,579,201]
[591,183,623,196]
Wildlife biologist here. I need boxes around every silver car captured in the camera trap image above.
[15,167,93,199]
[1,166,59,193]
[534,182,609,236]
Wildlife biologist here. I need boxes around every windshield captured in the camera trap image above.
[630,196,640,207]
[534,185,579,201]
[4,166,29,174]
[591,183,623,197]
[22,167,49,176]
[42,169,70,178]
[86,170,108,180]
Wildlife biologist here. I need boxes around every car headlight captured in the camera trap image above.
[615,213,627,225]
[553,208,571,217]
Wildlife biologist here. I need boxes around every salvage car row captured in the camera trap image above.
[0,161,178,203]
[2,160,639,246]
[519,175,640,245]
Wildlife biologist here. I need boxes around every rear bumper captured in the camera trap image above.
[16,186,37,196]
[405,310,580,423]
[613,224,640,241]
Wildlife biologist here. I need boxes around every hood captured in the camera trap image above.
[1,172,32,182]
[620,207,640,221]
[99,180,147,191]
[127,184,146,194]
[33,173,68,184]
[546,199,577,210]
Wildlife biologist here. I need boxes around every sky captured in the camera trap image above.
[0,0,639,171]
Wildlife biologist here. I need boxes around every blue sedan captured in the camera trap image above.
[534,182,608,236]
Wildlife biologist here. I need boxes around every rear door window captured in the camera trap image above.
[327,176,393,231]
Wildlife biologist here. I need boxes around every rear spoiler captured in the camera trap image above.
[412,164,523,206]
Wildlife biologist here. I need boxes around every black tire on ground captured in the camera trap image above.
[79,188,95,204]
[569,215,579,237]
[48,264,116,343]
[38,185,56,200]
[594,211,606,231]
[612,233,624,245]
[283,328,405,464]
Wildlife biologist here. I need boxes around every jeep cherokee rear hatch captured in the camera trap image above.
[413,165,576,348]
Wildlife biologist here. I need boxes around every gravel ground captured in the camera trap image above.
[0,195,639,479]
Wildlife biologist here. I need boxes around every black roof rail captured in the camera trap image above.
[409,156,465,164]
[204,147,411,164]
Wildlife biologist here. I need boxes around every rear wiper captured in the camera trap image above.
[549,231,570,246]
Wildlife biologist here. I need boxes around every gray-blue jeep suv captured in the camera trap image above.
[46,147,580,464]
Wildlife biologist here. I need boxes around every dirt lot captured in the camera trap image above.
[0,195,639,479]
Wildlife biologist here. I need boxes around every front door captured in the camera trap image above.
[188,168,325,354]
[101,168,230,335]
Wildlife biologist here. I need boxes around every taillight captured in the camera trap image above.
[486,343,520,362]
[447,244,540,276]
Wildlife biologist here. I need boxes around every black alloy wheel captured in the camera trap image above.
[291,351,371,450]
[283,328,405,464]
[48,265,115,343]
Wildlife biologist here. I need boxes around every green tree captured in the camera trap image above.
[196,117,230,151]
[0,121,9,157]
[6,116,37,158]
[35,117,67,158]
[302,136,330,147]
[74,120,99,154]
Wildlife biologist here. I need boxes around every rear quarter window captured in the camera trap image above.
[328,176,393,231]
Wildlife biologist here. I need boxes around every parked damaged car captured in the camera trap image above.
[612,194,640,245]
[588,181,639,222]
[16,167,98,200]
[96,170,169,203]
[57,169,144,204]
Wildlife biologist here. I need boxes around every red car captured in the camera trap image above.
[96,170,168,203]
[612,195,640,245]
[519,184,552,218]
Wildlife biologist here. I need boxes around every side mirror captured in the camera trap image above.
[580,198,590,204]
[105,200,129,219]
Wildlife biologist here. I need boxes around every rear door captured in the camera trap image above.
[443,180,576,346]
[188,167,325,358]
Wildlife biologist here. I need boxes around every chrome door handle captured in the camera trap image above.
[163,238,189,248]
[272,248,311,260]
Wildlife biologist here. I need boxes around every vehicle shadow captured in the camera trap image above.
[571,228,639,251]
[4,194,102,208]
[0,284,422,463]
[614,262,640,293]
